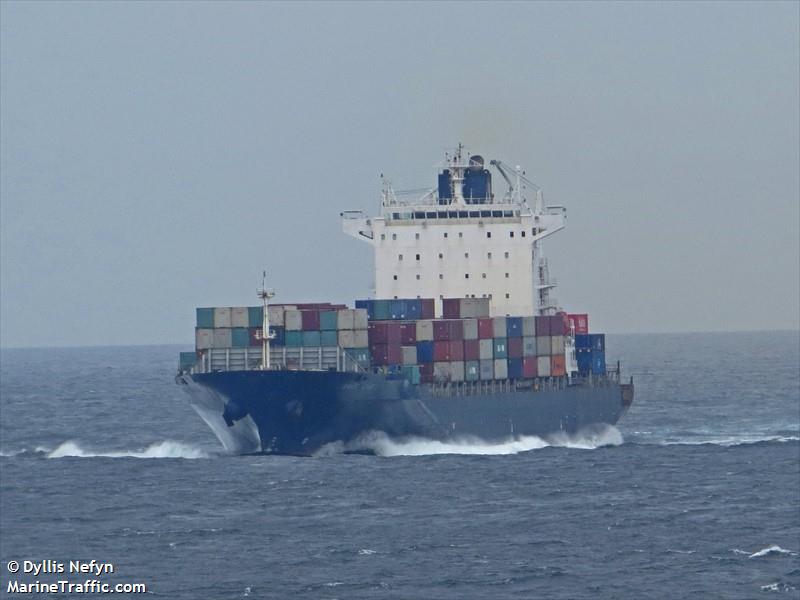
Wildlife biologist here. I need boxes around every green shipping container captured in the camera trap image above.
[179,352,197,369]
[493,337,508,359]
[320,330,338,346]
[401,365,421,385]
[373,299,391,320]
[347,347,371,366]
[302,331,321,347]
[285,331,303,347]
[320,310,338,331]
[248,306,263,327]
[196,308,214,328]
[231,328,250,348]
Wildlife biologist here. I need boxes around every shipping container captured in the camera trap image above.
[373,299,391,321]
[337,329,368,349]
[400,322,417,345]
[547,314,567,336]
[463,339,480,361]
[523,357,538,378]
[285,331,303,347]
[576,348,592,375]
[537,355,551,377]
[416,340,434,363]
[479,338,494,360]
[401,365,421,385]
[195,328,213,350]
[250,306,265,327]
[574,334,591,349]
[464,297,491,318]
[506,316,523,338]
[555,312,570,336]
[302,331,321,347]
[494,358,508,379]
[492,317,507,338]
[301,310,320,331]
[284,309,303,331]
[589,333,605,352]
[433,320,463,341]
[390,299,407,320]
[442,298,461,319]
[449,361,465,382]
[551,354,567,376]
[231,327,250,348]
[179,351,197,369]
[568,313,589,335]
[320,330,338,347]
[214,307,232,328]
[522,316,536,337]
[534,315,550,336]
[369,322,402,345]
[196,308,215,329]
[320,310,338,331]
[401,346,417,365]
[249,327,284,347]
[478,318,494,339]
[416,319,434,341]
[213,328,232,348]
[420,298,435,320]
[336,309,354,330]
[419,362,434,383]
[346,347,371,367]
[449,340,465,361]
[591,350,606,374]
[479,359,494,380]
[508,337,523,359]
[465,360,480,381]
[508,357,523,379]
[433,340,451,361]
[522,336,537,357]
[353,309,368,330]
[434,362,451,381]
[405,299,422,320]
[462,319,479,340]
[493,338,508,359]
[536,336,551,356]
[370,343,402,366]
[230,307,249,328]
[355,299,370,317]
[551,335,565,356]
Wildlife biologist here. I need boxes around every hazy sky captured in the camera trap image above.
[1,1,798,347]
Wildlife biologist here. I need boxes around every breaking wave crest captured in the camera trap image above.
[649,435,800,447]
[316,425,623,457]
[41,440,211,459]
[748,545,798,559]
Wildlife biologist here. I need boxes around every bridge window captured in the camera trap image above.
[487,252,492,259]
[416,254,420,261]
[465,274,469,279]
[398,254,403,260]
[505,273,509,278]
[444,233,448,239]
[521,231,526,238]
[392,234,397,240]
[393,275,398,280]
[381,234,385,241]
[510,231,514,238]
[464,252,469,258]
[505,293,510,299]
[416,274,420,280]
[439,274,443,279]
[439,253,443,259]
[486,232,492,238]
[504,252,509,258]
[415,233,420,240]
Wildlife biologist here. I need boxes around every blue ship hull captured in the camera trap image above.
[177,370,633,455]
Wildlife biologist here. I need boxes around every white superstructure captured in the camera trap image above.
[342,145,566,318]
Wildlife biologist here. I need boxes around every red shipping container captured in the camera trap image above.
[419,362,434,383]
[567,313,589,334]
[400,322,417,345]
[433,340,451,361]
[535,315,551,336]
[449,320,464,341]
[449,340,465,361]
[420,298,436,319]
[551,354,566,376]
[508,337,523,359]
[556,311,570,335]
[523,357,538,378]
[301,310,320,331]
[463,339,480,361]
[433,319,464,341]
[442,298,461,319]
[549,315,568,336]
[370,343,402,366]
[369,322,402,345]
[478,318,494,339]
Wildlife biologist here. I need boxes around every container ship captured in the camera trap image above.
[176,146,634,455]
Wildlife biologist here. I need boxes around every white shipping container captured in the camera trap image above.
[462,319,479,340]
[231,307,249,328]
[459,297,490,318]
[450,361,465,382]
[536,336,551,356]
[494,358,508,379]
[522,316,537,337]
[268,305,286,327]
[338,330,355,348]
[353,330,368,347]
[479,359,494,380]
[416,320,434,341]
[353,309,369,330]
[196,328,213,350]
[551,335,565,355]
[434,362,451,381]
[479,339,494,360]
[213,328,232,349]
[214,307,231,328]
[402,346,418,365]
[537,356,551,377]
[284,309,303,331]
[523,336,537,357]
[492,317,507,338]
[337,309,355,330]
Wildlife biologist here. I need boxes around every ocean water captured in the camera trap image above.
[0,332,798,599]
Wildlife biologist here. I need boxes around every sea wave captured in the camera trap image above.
[748,545,798,559]
[34,440,212,459]
[316,425,624,457]
[652,435,799,447]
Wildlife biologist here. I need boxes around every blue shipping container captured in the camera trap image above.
[506,317,523,338]
[405,299,422,320]
[196,308,214,328]
[589,333,605,352]
[179,352,197,369]
[591,350,606,375]
[270,326,285,346]
[320,330,338,346]
[390,299,406,320]
[416,341,434,363]
[231,328,250,348]
[373,300,391,321]
[576,348,592,375]
[302,331,321,347]
[320,311,338,331]
[285,331,303,347]
[574,334,591,349]
[508,357,523,379]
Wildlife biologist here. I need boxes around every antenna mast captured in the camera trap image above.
[257,271,276,369]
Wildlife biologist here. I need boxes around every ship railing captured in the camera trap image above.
[185,346,369,375]
[429,376,570,398]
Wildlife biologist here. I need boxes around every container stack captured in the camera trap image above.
[575,333,606,376]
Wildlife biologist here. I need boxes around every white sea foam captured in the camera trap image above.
[45,440,210,459]
[748,545,798,559]
[655,435,799,447]
[317,425,623,457]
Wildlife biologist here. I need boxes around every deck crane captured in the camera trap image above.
[490,159,544,211]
